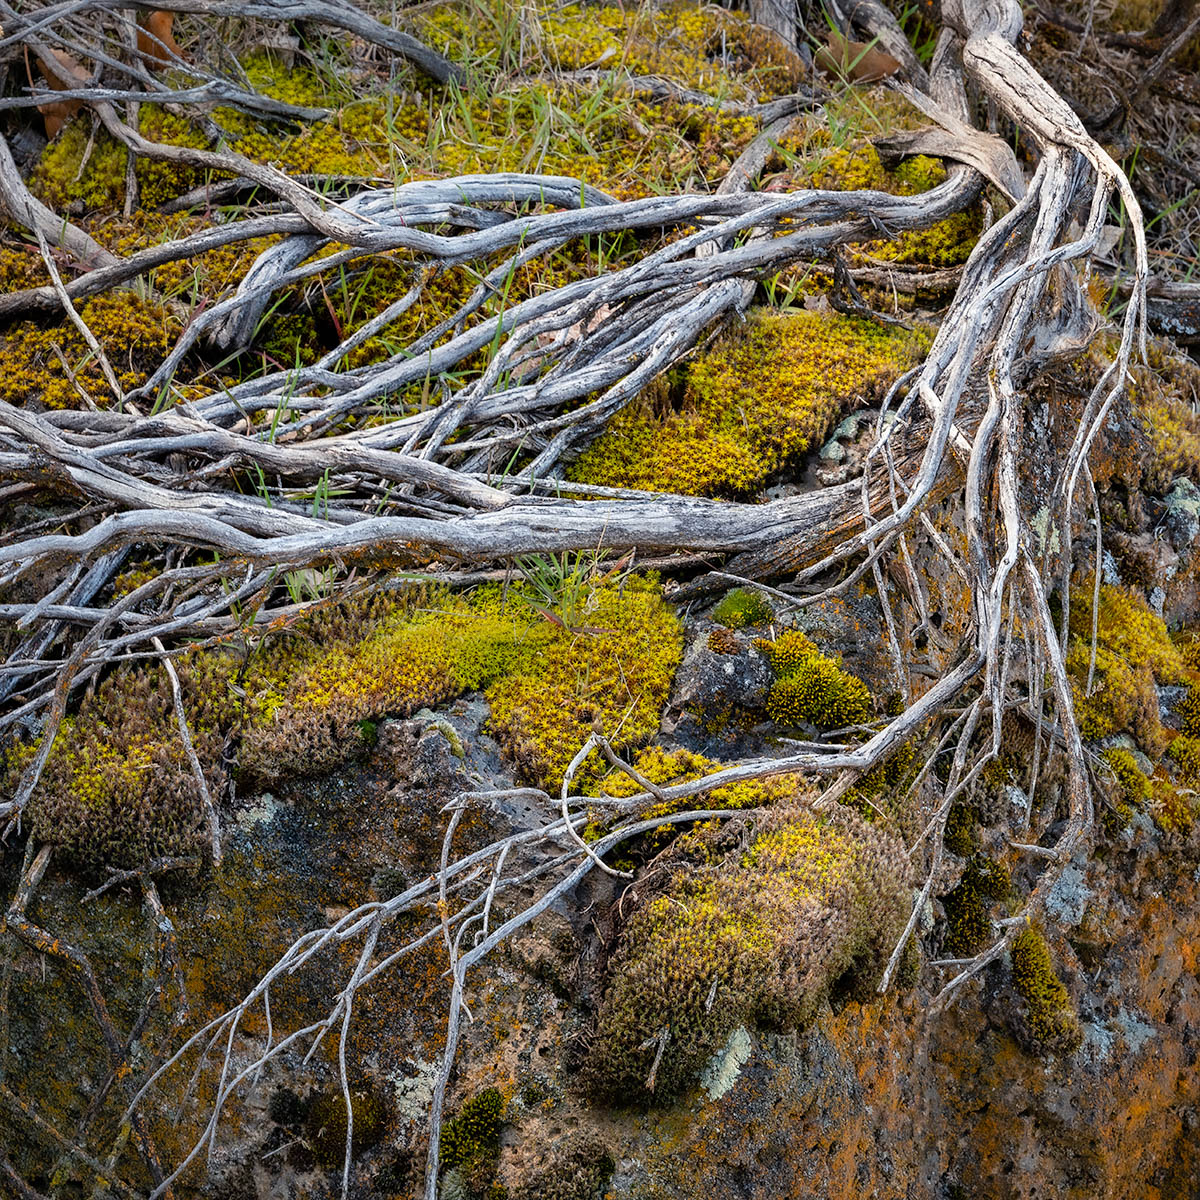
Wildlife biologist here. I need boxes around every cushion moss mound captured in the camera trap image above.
[588,805,913,1101]
[765,627,873,730]
[569,310,924,497]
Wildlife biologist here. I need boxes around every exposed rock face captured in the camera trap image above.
[473,823,1200,1200]
[4,687,1200,1199]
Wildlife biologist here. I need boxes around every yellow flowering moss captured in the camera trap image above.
[33,4,779,214]
[570,310,924,496]
[241,587,553,778]
[766,628,818,675]
[806,146,981,268]
[417,2,800,98]
[34,105,207,212]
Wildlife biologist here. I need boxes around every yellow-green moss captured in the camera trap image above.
[570,311,924,497]
[1067,581,1184,753]
[766,654,871,731]
[1101,747,1153,805]
[712,587,775,630]
[5,577,681,871]
[486,577,682,790]
[1125,349,1200,491]
[589,806,911,1099]
[33,106,207,213]
[0,292,178,409]
[8,645,244,872]
[1010,926,1082,1055]
[758,135,980,272]
[243,586,549,778]
[591,745,795,865]
[846,741,918,828]
[943,803,980,857]
[34,5,781,216]
[1098,747,1150,835]
[765,628,818,675]
[1175,681,1200,738]
[417,2,800,98]
[440,1086,504,1179]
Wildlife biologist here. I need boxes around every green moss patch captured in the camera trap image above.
[5,576,682,872]
[487,576,682,790]
[941,854,1011,958]
[1010,926,1082,1055]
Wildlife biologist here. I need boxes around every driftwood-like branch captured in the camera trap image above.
[0,0,463,84]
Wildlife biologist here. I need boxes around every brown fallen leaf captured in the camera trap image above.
[27,47,88,140]
[138,9,185,69]
[814,30,902,83]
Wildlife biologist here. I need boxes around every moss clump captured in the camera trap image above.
[941,854,1012,958]
[1101,747,1152,807]
[418,3,800,98]
[1067,581,1184,755]
[440,1087,504,1184]
[1128,349,1200,492]
[943,803,980,857]
[0,292,178,410]
[592,745,795,865]
[9,648,242,872]
[5,578,681,871]
[243,586,548,778]
[1101,740,1195,834]
[570,311,924,497]
[589,806,912,1100]
[761,625,872,731]
[1175,681,1200,738]
[1010,927,1082,1055]
[807,146,982,268]
[305,1087,386,1168]
[711,588,774,630]
[846,741,918,829]
[707,627,740,655]
[508,1134,614,1200]
[765,628,818,675]
[766,655,871,731]
[33,5,783,220]
[34,105,208,212]
[1167,734,1200,780]
[486,577,682,790]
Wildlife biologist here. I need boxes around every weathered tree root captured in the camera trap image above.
[0,0,1159,1195]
